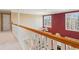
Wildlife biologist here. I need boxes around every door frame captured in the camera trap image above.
[1,13,12,31]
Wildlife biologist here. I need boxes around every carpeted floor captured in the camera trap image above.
[0,32,22,50]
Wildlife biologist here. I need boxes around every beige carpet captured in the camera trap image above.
[0,32,22,50]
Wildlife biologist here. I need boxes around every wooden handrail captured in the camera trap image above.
[12,23,79,49]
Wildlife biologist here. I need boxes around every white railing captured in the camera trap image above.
[12,24,79,50]
[12,25,53,50]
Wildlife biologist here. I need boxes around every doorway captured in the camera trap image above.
[1,14,11,31]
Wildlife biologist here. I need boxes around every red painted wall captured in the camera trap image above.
[47,11,79,39]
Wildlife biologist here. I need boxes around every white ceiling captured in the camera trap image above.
[0,9,77,15]
[11,9,77,15]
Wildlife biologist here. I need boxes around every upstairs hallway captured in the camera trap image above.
[0,32,22,50]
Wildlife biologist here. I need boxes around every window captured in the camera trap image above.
[43,15,52,28]
[65,12,79,32]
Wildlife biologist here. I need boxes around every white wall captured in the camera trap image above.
[11,12,43,29]
[19,13,43,29]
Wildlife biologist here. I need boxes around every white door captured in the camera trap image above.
[3,14,11,31]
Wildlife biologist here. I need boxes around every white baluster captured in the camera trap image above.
[41,36,46,50]
[46,38,52,50]
[53,40,57,50]
[55,33,66,50]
